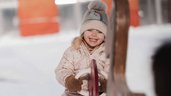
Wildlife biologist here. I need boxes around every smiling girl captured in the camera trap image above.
[55,1,109,96]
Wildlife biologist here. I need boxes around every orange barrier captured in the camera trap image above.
[102,0,140,27]
[18,0,60,36]
[101,0,113,16]
[129,0,140,27]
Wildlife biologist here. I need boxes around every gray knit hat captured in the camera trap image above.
[80,1,108,36]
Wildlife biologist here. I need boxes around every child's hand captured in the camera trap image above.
[65,75,83,92]
[79,74,90,80]
[99,78,107,93]
[79,74,90,90]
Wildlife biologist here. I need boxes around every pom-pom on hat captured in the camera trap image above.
[80,1,108,36]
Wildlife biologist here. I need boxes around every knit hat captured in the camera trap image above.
[80,1,108,36]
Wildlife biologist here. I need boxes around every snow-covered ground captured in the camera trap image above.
[0,24,171,96]
[0,31,79,96]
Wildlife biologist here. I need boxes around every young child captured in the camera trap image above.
[55,1,109,96]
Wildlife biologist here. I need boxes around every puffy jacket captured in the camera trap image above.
[55,42,109,86]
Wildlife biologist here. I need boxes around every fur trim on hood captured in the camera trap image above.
[72,36,83,50]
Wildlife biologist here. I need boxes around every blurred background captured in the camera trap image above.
[0,0,171,96]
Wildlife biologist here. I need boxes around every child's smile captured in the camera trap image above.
[89,37,98,42]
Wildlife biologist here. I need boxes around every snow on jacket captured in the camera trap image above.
[55,42,109,86]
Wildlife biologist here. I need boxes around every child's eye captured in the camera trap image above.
[87,29,103,34]
[87,29,93,31]
[97,30,103,34]
[94,30,103,34]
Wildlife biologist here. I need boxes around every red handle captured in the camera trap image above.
[89,59,99,96]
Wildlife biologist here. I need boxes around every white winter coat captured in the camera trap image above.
[55,42,109,86]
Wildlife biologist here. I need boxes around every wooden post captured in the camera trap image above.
[106,0,145,95]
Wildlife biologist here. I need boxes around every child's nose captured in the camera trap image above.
[91,31,98,36]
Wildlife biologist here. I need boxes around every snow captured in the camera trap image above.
[0,24,171,96]
[0,31,79,96]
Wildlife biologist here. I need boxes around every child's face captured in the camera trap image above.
[83,29,105,48]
